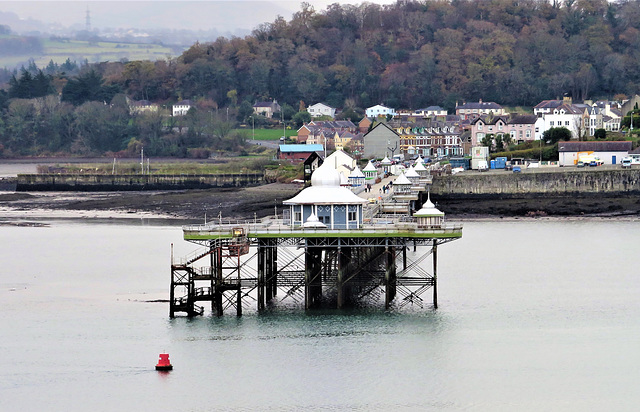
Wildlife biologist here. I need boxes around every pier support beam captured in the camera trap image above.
[265,239,278,303]
[385,243,397,309]
[433,242,438,309]
[214,246,223,316]
[257,240,265,311]
[337,245,352,309]
[305,241,322,309]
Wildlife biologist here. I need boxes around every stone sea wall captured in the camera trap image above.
[431,169,640,198]
[16,173,264,191]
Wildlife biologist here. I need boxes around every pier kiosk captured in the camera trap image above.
[170,163,462,317]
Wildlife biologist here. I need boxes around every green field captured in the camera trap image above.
[0,35,179,69]
[235,128,298,140]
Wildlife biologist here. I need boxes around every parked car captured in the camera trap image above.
[622,157,632,168]
[577,161,585,168]
[589,160,598,167]
[513,166,521,173]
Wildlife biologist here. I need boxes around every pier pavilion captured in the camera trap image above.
[169,162,462,317]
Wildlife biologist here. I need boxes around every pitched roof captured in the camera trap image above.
[508,114,538,125]
[534,100,564,110]
[557,141,632,152]
[253,101,279,108]
[457,101,503,110]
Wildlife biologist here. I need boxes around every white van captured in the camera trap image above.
[621,157,632,168]
[477,160,488,172]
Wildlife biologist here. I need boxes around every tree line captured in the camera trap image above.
[3,0,640,157]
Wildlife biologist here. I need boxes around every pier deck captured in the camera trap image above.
[171,216,461,317]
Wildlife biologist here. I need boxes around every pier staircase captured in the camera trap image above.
[170,229,251,317]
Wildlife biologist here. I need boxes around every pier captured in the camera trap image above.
[170,155,462,316]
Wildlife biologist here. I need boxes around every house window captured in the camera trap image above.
[550,121,554,126]
[478,124,483,130]
[348,210,357,221]
[498,123,503,131]
[294,211,302,223]
[565,121,570,126]
[526,130,531,138]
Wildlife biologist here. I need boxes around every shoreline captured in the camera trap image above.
[1,181,639,223]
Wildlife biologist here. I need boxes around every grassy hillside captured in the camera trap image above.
[0,35,179,69]
[235,128,298,141]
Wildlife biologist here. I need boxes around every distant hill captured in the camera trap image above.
[0,34,183,70]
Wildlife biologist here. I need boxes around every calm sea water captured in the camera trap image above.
[1,218,640,411]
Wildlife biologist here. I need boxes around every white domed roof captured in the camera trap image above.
[311,163,341,187]
[284,163,368,206]
[414,194,444,217]
[414,161,427,172]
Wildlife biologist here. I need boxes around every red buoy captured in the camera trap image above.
[155,353,173,371]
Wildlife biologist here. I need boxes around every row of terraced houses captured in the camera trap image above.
[288,96,638,160]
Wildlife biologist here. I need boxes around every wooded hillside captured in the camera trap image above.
[2,0,640,157]
[104,0,640,110]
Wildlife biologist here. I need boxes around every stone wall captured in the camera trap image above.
[431,169,640,198]
[16,173,264,191]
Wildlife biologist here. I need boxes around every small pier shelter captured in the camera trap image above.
[363,160,378,180]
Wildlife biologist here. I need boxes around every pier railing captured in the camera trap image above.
[182,216,462,239]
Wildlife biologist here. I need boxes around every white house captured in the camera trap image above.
[413,106,447,117]
[324,149,356,178]
[365,104,396,118]
[253,99,281,119]
[172,100,193,116]
[307,103,336,119]
[541,103,586,139]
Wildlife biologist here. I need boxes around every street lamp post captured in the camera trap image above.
[387,139,398,159]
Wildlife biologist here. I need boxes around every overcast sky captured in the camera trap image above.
[1,1,396,34]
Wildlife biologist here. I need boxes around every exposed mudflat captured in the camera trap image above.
[435,193,640,219]
[1,182,640,222]
[0,183,302,221]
